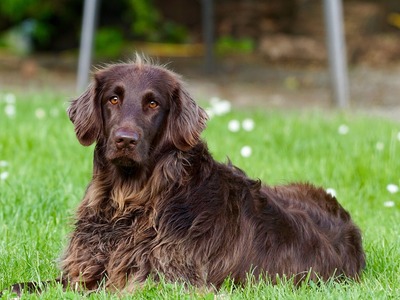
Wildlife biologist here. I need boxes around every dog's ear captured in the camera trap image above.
[67,83,102,146]
[165,83,208,151]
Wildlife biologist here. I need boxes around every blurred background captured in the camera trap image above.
[0,0,400,117]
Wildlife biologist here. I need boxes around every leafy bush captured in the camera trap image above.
[94,27,124,59]
[127,0,188,43]
[216,36,255,55]
[0,0,189,54]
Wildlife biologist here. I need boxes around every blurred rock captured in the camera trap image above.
[258,34,326,63]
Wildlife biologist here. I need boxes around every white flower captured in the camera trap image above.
[205,108,214,119]
[383,201,395,208]
[386,184,399,194]
[213,101,231,116]
[326,188,337,197]
[35,108,46,119]
[0,161,8,167]
[338,124,349,135]
[228,120,240,132]
[4,93,16,104]
[209,96,220,105]
[240,146,252,158]
[242,118,255,131]
[0,171,9,181]
[4,104,16,117]
[376,142,384,151]
[208,97,231,116]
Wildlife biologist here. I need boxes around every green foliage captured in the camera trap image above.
[216,36,255,55]
[160,21,189,44]
[94,27,124,59]
[31,20,52,47]
[0,91,399,298]
[0,0,189,54]
[128,0,161,40]
[0,0,38,22]
[0,0,60,48]
[127,0,188,43]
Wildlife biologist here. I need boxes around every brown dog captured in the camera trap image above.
[9,57,365,295]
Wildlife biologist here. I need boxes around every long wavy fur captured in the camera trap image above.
[57,57,366,293]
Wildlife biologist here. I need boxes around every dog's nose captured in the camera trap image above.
[114,129,139,149]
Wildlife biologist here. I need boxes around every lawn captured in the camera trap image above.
[0,91,399,299]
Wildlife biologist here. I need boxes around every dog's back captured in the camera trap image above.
[254,183,365,283]
[134,150,366,288]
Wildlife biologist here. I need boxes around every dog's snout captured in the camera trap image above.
[114,129,139,149]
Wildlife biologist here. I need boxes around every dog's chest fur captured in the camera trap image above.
[71,186,231,289]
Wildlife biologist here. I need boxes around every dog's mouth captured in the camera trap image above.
[107,147,146,169]
[111,156,139,168]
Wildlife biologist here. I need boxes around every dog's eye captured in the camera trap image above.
[148,101,159,109]
[109,96,119,105]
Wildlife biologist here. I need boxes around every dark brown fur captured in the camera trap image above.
[10,58,366,295]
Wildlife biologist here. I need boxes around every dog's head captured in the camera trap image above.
[68,59,208,168]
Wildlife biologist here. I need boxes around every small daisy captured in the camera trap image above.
[0,171,9,181]
[240,146,252,158]
[35,108,46,119]
[205,108,214,119]
[386,184,399,194]
[375,142,384,151]
[208,97,231,116]
[383,201,395,208]
[209,96,220,105]
[4,93,16,104]
[228,120,240,132]
[213,100,231,116]
[4,104,16,117]
[326,188,337,197]
[242,118,255,132]
[338,124,349,135]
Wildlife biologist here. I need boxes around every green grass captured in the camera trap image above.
[0,91,399,299]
